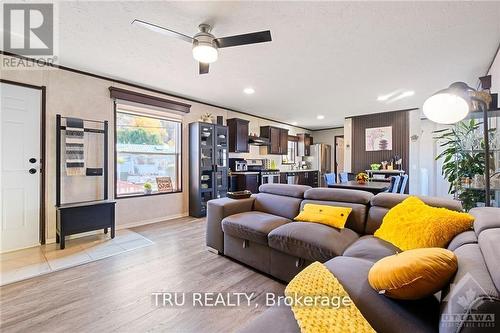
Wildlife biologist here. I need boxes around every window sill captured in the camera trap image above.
[115,190,182,199]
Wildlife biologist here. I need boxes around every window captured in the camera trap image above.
[115,108,182,197]
[282,140,297,165]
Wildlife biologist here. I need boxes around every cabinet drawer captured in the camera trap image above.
[58,204,114,233]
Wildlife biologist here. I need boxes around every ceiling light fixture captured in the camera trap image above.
[192,42,218,64]
[317,115,325,120]
[243,87,255,95]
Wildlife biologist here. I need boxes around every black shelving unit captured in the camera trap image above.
[55,114,115,249]
[189,122,229,217]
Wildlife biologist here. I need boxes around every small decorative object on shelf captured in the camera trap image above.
[356,172,369,184]
[370,163,381,170]
[381,161,388,170]
[143,182,153,195]
[156,176,173,192]
[200,112,214,123]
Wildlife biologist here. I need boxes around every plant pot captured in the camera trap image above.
[357,180,366,185]
[144,189,152,195]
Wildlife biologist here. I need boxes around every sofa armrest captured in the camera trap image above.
[206,197,255,253]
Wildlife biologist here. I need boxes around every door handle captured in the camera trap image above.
[29,168,37,174]
[29,158,37,163]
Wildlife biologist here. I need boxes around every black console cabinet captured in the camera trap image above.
[56,200,116,249]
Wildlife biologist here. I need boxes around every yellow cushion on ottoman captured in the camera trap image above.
[294,204,352,229]
[374,196,474,250]
[368,248,458,300]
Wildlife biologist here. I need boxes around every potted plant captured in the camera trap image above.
[434,119,495,211]
[356,172,369,184]
[144,182,153,195]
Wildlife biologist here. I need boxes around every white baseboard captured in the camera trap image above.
[45,212,189,244]
[117,213,188,230]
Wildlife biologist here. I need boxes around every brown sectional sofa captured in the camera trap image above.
[206,184,500,333]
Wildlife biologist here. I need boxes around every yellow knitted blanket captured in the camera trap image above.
[285,262,375,333]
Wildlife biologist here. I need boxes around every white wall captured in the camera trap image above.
[0,55,308,241]
[343,118,353,172]
[311,128,344,173]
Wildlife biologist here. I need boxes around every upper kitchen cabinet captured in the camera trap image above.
[298,133,313,156]
[227,118,249,153]
[260,126,288,155]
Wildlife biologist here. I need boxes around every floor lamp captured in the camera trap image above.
[423,75,496,207]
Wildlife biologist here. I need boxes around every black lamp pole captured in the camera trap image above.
[481,101,491,207]
[478,75,492,207]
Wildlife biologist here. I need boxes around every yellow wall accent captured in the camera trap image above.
[374,196,474,250]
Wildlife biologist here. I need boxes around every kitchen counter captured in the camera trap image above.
[280,169,318,173]
[230,171,260,175]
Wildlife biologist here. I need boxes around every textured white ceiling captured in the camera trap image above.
[54,1,500,129]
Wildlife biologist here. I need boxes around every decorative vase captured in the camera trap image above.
[357,180,366,185]
[144,188,152,195]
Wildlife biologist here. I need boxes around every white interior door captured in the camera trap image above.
[0,83,41,252]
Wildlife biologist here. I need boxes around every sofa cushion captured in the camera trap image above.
[259,183,311,198]
[325,256,440,333]
[254,193,303,220]
[268,222,359,262]
[478,228,500,292]
[373,196,474,251]
[343,235,400,262]
[304,187,373,204]
[440,243,500,333]
[222,212,290,245]
[237,305,300,333]
[470,207,500,236]
[366,193,462,234]
[447,230,478,251]
[300,199,368,234]
[368,248,458,300]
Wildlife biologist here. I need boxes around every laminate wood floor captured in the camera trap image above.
[0,217,285,333]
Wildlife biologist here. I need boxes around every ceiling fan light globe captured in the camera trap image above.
[192,44,218,64]
[423,92,469,124]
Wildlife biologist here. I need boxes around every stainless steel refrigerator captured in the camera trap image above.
[311,143,332,187]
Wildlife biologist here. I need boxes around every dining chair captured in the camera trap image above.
[339,172,355,183]
[386,176,401,193]
[399,174,409,194]
[324,173,336,186]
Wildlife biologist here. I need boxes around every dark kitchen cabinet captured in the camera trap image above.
[227,118,249,153]
[296,171,319,187]
[260,126,288,155]
[235,173,260,194]
[298,133,313,156]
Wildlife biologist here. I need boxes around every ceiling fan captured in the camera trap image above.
[132,19,272,74]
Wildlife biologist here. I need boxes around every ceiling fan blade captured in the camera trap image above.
[132,19,193,43]
[199,62,209,75]
[215,30,271,48]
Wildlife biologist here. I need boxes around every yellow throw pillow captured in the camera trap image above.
[294,204,352,229]
[368,248,458,300]
[374,196,474,250]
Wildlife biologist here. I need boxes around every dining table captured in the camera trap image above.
[327,180,390,194]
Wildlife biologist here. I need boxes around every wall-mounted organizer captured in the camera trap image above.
[55,114,116,249]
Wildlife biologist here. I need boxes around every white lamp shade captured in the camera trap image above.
[422,92,470,124]
[192,44,218,64]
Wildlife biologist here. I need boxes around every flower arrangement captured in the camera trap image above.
[356,172,369,184]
